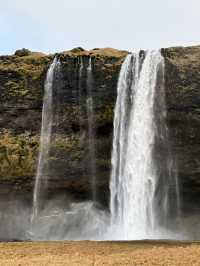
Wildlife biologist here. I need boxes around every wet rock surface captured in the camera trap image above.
[163,45,200,213]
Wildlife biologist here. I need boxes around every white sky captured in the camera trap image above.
[0,0,200,54]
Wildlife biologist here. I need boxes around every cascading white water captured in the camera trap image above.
[32,57,60,220]
[29,56,105,240]
[86,57,97,201]
[110,50,180,239]
[28,51,181,241]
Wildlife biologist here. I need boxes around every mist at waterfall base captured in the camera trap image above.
[0,51,196,241]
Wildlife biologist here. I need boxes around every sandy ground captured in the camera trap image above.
[0,241,200,266]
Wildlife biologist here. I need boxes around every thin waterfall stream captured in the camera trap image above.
[78,56,84,127]
[32,57,61,221]
[86,57,97,202]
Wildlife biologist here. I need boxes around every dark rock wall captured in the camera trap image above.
[1,46,200,213]
[163,46,200,213]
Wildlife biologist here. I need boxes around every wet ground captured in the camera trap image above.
[0,240,200,265]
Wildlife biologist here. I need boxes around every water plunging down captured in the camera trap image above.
[28,51,181,241]
[110,50,180,239]
[29,56,104,240]
[86,57,97,202]
[32,57,61,220]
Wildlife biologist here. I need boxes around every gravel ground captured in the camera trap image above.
[0,241,200,266]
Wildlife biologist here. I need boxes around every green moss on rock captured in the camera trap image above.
[0,131,39,180]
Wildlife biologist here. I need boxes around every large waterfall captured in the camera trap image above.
[28,52,181,241]
[110,50,180,239]
[32,57,60,220]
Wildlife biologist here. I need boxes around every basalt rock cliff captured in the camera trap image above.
[0,46,200,213]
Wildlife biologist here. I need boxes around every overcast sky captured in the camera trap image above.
[1,0,200,55]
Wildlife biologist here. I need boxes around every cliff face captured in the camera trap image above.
[0,48,127,206]
[0,46,200,213]
[163,46,200,213]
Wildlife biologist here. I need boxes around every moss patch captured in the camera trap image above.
[0,130,39,180]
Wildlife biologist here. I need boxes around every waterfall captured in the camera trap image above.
[78,57,84,132]
[86,57,97,202]
[32,57,60,220]
[110,50,180,239]
[28,51,181,241]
